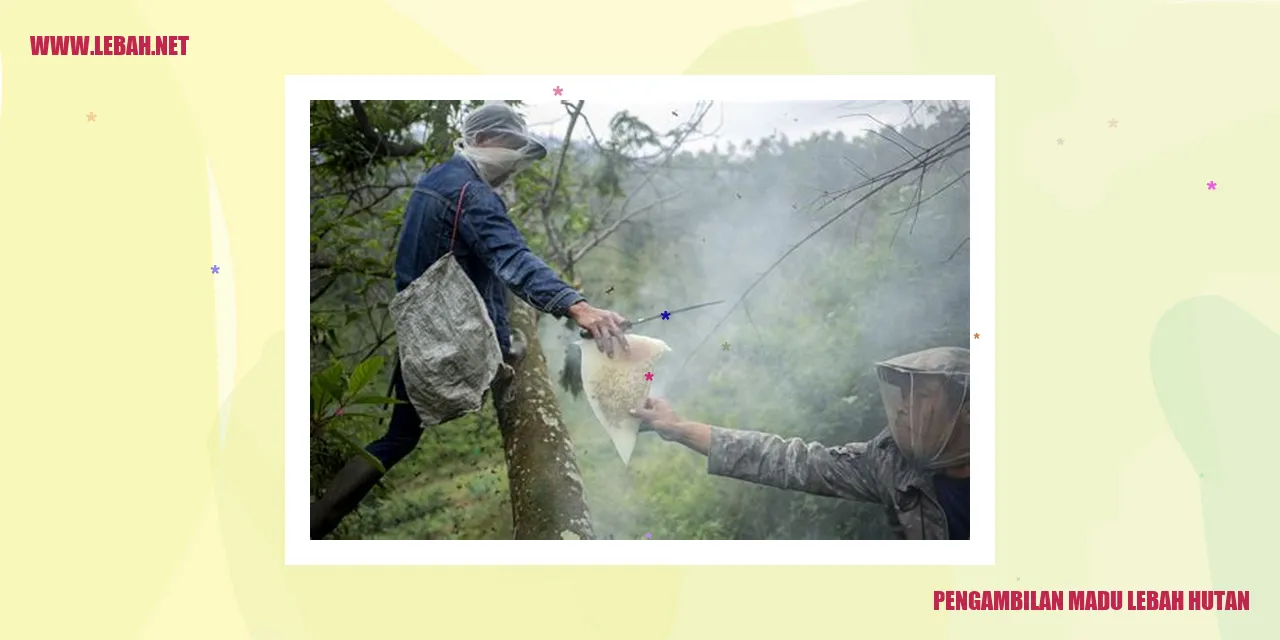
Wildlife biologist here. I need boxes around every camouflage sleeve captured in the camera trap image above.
[705,426,884,503]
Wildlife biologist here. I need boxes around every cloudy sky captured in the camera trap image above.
[516,100,919,154]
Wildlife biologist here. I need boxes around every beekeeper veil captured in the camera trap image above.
[456,101,548,188]
[875,347,970,470]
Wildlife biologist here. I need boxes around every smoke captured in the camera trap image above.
[537,101,970,539]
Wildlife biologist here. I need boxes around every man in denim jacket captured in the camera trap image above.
[312,103,630,539]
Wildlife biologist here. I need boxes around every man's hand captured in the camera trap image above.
[630,397,682,440]
[568,301,630,358]
[631,397,713,455]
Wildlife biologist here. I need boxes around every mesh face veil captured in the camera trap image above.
[874,346,970,470]
[455,102,548,187]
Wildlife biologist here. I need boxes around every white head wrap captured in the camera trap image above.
[456,101,547,187]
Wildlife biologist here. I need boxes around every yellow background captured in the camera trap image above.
[1,0,1275,637]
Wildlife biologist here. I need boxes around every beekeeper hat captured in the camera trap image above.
[874,346,970,470]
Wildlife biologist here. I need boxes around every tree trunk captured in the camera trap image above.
[491,300,595,540]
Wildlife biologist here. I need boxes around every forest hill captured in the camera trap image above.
[933,590,1250,611]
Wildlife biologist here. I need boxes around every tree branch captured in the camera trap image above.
[944,237,970,263]
[350,100,426,160]
[667,126,971,387]
[310,276,339,303]
[568,190,684,264]
[310,258,393,281]
[537,100,584,265]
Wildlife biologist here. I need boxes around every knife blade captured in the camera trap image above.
[577,300,725,339]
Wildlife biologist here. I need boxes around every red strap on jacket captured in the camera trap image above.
[448,182,471,254]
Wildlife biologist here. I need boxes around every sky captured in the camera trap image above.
[516,100,919,154]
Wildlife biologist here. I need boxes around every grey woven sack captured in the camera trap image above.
[389,182,502,428]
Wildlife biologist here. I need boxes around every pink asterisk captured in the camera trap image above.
[1207,181,1217,190]
[552,86,563,96]
[644,372,654,381]
[335,408,344,417]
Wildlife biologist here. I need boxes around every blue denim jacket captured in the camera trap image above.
[393,155,585,353]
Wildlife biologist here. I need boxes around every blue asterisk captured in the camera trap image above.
[660,311,670,320]
[211,265,220,274]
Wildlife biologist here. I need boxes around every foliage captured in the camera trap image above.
[309,354,404,479]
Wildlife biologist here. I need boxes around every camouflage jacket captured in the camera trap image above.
[706,426,951,540]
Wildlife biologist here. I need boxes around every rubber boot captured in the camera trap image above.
[310,455,384,539]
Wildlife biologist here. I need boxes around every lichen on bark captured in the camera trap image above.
[490,300,595,540]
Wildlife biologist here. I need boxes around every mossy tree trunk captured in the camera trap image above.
[490,300,595,540]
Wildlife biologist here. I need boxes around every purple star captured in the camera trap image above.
[1207,181,1217,190]
[660,310,671,320]
[644,532,652,539]
[211,265,220,274]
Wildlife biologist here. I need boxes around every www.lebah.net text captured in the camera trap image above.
[30,36,190,56]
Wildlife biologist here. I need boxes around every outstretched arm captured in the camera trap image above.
[632,399,883,503]
[704,427,881,501]
[457,191,630,356]
[457,192,583,316]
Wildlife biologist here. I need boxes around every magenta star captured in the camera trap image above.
[644,372,654,382]
[552,86,563,96]
[1207,181,1217,190]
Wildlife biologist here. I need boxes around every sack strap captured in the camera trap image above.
[448,182,472,254]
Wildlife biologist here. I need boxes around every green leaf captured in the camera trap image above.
[315,362,345,400]
[310,378,331,416]
[346,356,384,398]
[346,395,404,406]
[333,430,387,474]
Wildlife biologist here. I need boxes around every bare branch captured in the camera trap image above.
[568,190,685,263]
[538,100,584,264]
[668,126,971,386]
[944,237,970,263]
[570,107,610,154]
[889,165,929,248]
[839,112,927,154]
